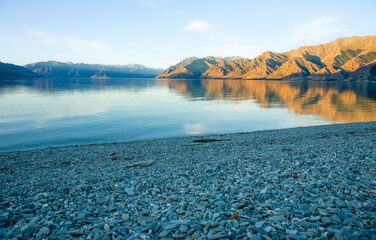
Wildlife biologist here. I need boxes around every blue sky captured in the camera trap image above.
[0,0,375,68]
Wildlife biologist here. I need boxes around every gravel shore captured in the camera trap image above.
[1,122,376,240]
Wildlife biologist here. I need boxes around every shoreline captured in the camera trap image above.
[0,122,366,154]
[1,122,375,239]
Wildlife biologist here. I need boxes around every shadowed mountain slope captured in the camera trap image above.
[25,61,164,78]
[0,62,41,79]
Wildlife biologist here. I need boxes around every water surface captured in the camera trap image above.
[0,78,375,151]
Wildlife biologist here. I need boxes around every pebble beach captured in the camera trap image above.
[0,122,375,240]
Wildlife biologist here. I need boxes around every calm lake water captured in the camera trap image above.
[0,78,375,151]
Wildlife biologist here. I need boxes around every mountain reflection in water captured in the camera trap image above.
[162,79,376,123]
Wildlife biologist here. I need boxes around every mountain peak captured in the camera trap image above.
[157,56,224,78]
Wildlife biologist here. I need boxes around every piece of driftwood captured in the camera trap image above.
[192,138,231,143]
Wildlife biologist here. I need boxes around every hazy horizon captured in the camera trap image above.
[1,0,375,68]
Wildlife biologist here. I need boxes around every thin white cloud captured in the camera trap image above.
[184,20,242,44]
[64,37,109,52]
[0,35,30,42]
[27,29,63,45]
[184,20,213,34]
[1,29,109,52]
[286,17,347,44]
[138,1,158,7]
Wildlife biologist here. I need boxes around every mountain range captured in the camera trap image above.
[157,36,376,81]
[25,61,164,78]
[1,36,375,81]
[0,61,164,79]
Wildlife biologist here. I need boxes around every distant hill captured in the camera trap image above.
[0,62,41,79]
[157,36,376,81]
[24,61,164,78]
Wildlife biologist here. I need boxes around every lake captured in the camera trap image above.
[0,78,375,151]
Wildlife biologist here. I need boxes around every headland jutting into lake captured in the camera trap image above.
[1,122,375,239]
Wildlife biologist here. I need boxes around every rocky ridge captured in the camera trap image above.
[157,36,376,81]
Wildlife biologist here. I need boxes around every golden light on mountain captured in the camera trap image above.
[158,36,376,81]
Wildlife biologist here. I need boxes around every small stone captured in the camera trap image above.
[334,233,344,240]
[255,221,265,228]
[274,224,285,231]
[102,234,111,240]
[269,215,285,222]
[338,210,350,220]
[56,228,68,235]
[159,230,170,238]
[299,203,310,211]
[262,235,272,240]
[332,215,342,224]
[122,213,129,220]
[264,226,275,233]
[288,230,298,235]
[208,232,228,240]
[67,230,85,237]
[231,220,239,228]
[104,224,110,231]
[162,222,178,234]
[199,195,208,201]
[310,216,321,221]
[318,209,328,216]
[38,226,50,235]
[77,213,85,220]
[321,217,332,225]
[96,196,109,205]
[210,221,219,228]
[180,224,188,233]
[21,208,33,213]
[169,195,178,201]
[170,219,191,225]
[228,230,237,240]
[22,225,36,236]
[289,202,298,209]
[124,187,135,195]
[176,208,185,215]
[215,200,226,206]
[192,232,201,239]
[168,213,179,220]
